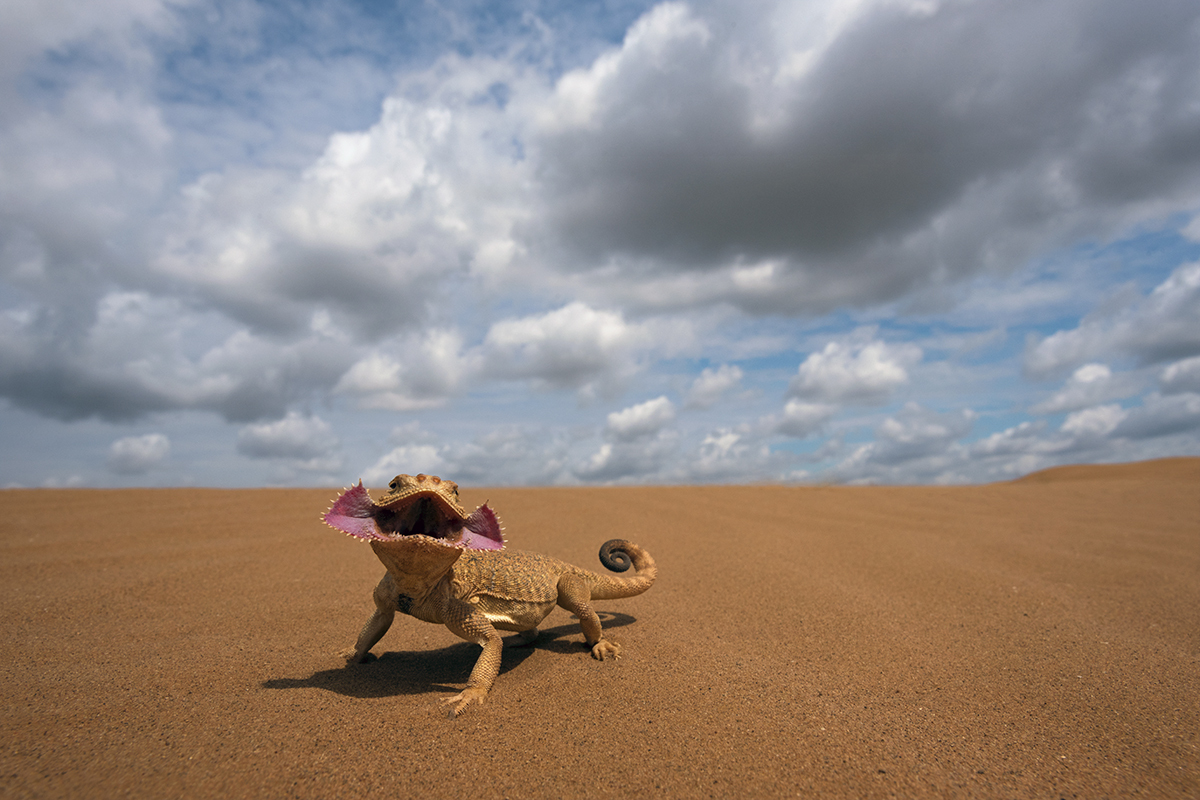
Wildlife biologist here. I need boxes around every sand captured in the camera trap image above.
[2,458,1198,799]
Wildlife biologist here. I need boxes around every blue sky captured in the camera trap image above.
[2,0,1199,487]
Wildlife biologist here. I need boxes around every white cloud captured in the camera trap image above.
[873,405,975,464]
[824,404,975,483]
[1029,363,1141,414]
[788,335,922,405]
[686,364,743,408]
[4,0,1200,488]
[362,444,446,487]
[236,412,338,460]
[575,432,679,483]
[605,396,675,441]
[772,400,837,439]
[481,302,647,394]
[107,433,170,475]
[334,329,468,411]
[1061,404,1128,439]
[968,421,1060,460]
[681,428,780,483]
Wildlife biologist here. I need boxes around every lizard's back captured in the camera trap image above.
[452,549,567,603]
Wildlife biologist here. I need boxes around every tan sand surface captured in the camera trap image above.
[2,458,1198,798]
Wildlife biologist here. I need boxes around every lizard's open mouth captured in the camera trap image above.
[323,477,504,551]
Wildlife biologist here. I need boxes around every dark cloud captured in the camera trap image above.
[534,0,1200,312]
[1113,393,1200,440]
[0,298,349,422]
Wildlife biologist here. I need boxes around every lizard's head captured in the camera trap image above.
[323,473,504,552]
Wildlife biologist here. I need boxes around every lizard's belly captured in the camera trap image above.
[473,596,557,631]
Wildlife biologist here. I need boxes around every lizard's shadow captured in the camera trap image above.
[262,611,637,699]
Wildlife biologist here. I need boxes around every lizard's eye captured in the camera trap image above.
[389,478,399,490]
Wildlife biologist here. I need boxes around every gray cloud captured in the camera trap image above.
[532,0,1200,313]
[107,432,170,475]
[1025,261,1200,377]
[1160,356,1200,394]
[4,0,1200,488]
[236,412,339,460]
[0,293,350,422]
[1113,393,1200,440]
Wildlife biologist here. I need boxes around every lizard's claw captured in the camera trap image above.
[441,687,488,718]
[590,639,622,661]
[339,647,376,664]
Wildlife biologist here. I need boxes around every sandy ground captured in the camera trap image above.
[2,458,1198,799]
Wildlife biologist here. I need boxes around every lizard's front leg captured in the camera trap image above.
[557,574,622,661]
[340,576,397,663]
[440,597,504,717]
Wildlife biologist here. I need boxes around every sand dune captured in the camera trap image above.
[2,459,1197,798]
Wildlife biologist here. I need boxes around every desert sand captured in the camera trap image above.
[2,458,1198,798]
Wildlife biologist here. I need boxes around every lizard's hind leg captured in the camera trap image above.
[556,574,622,661]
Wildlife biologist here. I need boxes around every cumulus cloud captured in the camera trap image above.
[871,405,975,466]
[107,433,170,475]
[1113,393,1200,440]
[1025,262,1200,377]
[1060,404,1127,439]
[0,291,349,422]
[575,395,682,482]
[605,396,675,441]
[1160,356,1200,394]
[362,444,446,487]
[686,364,743,408]
[334,329,468,411]
[771,400,836,439]
[5,0,1200,488]
[827,404,975,483]
[480,302,648,395]
[533,0,1200,314]
[969,420,1057,459]
[575,434,679,483]
[788,335,922,405]
[236,412,339,460]
[1029,363,1141,414]
[679,428,780,483]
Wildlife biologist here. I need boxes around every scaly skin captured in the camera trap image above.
[324,474,657,717]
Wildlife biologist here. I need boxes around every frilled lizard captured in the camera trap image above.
[323,473,657,717]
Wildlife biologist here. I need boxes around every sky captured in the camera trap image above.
[2,0,1200,488]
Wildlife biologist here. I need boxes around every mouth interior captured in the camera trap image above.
[377,496,465,542]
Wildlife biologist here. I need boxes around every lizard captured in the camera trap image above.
[323,473,657,717]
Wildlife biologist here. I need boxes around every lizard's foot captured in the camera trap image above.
[590,639,622,661]
[505,628,539,648]
[339,647,376,664]
[441,687,488,718]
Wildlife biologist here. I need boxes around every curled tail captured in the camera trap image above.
[590,539,657,600]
